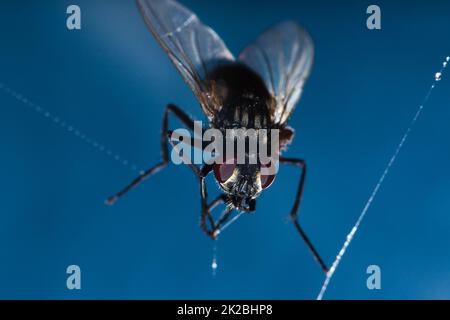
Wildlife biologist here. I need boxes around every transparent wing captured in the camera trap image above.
[238,21,314,125]
[137,0,235,118]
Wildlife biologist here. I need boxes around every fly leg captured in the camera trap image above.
[106,103,198,205]
[105,103,230,239]
[280,157,329,274]
[198,166,233,239]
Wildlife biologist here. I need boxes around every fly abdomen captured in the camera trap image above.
[208,63,273,130]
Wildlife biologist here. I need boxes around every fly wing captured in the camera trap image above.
[136,0,235,118]
[238,21,314,125]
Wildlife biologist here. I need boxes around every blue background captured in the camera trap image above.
[1,0,450,299]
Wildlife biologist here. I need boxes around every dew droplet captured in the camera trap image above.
[435,72,442,81]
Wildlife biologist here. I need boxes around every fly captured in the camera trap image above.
[106,0,328,273]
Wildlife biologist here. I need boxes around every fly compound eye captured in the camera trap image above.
[260,162,277,189]
[213,158,236,183]
[260,173,276,189]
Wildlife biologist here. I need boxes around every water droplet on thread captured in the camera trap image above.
[435,72,442,81]
[211,241,219,277]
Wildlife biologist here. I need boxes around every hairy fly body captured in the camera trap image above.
[106,0,328,273]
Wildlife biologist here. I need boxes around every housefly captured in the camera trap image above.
[107,0,328,273]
